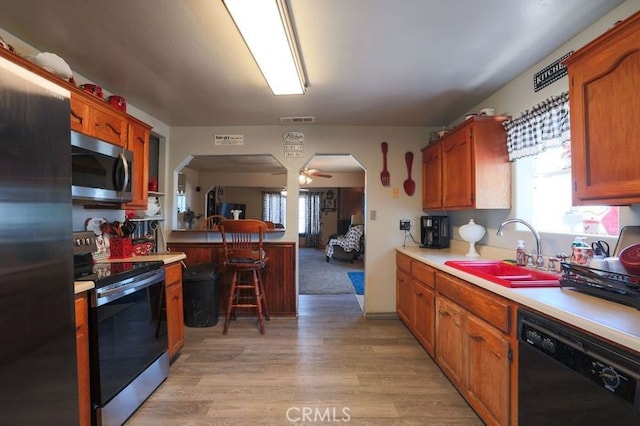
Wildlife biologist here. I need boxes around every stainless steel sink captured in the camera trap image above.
[444,260,560,288]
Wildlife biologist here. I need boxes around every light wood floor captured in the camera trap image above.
[128,295,482,425]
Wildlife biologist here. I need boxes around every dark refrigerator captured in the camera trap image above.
[0,55,78,423]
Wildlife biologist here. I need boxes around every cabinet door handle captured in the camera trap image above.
[443,140,466,153]
[438,310,450,317]
[105,122,123,136]
[469,334,484,342]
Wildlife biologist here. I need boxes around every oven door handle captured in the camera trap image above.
[95,269,165,306]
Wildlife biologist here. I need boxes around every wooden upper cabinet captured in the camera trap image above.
[422,116,511,211]
[124,120,151,209]
[442,125,474,208]
[70,95,89,134]
[422,143,443,209]
[89,100,128,147]
[70,92,128,147]
[565,11,640,205]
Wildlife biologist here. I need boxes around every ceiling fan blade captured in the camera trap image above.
[308,172,332,178]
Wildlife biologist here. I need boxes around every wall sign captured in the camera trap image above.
[284,131,305,158]
[214,134,244,145]
[283,131,304,143]
[533,52,573,92]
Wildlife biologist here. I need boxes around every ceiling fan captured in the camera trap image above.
[299,168,332,184]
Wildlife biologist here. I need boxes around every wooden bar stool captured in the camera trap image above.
[220,219,270,334]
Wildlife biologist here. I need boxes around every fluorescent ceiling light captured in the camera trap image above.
[224,0,306,95]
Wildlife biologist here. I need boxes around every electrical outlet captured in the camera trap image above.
[400,219,410,230]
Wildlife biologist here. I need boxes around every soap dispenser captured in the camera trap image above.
[516,240,526,266]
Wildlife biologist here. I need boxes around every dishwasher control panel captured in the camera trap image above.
[518,310,639,408]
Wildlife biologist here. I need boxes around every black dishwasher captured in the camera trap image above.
[517,308,640,425]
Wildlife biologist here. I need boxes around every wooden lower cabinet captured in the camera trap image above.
[396,252,436,356]
[435,272,513,426]
[464,314,510,426]
[165,262,185,359]
[75,293,91,426]
[396,251,514,426]
[413,279,435,356]
[396,267,413,326]
[435,295,465,387]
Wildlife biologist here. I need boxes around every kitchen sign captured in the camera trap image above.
[533,51,573,92]
[283,131,304,143]
[284,131,305,157]
[214,134,244,145]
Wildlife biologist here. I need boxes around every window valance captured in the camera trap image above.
[502,91,570,161]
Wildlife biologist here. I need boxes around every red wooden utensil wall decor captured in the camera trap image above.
[404,151,415,196]
[380,141,390,186]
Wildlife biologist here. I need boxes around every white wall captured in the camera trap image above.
[166,125,429,314]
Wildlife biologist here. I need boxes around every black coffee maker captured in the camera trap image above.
[420,216,449,248]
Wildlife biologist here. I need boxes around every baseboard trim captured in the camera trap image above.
[364,312,399,320]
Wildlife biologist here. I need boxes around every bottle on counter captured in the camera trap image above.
[516,240,527,266]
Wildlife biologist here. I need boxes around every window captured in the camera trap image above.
[517,142,619,237]
[298,196,306,234]
[298,191,322,247]
[506,92,618,237]
[262,191,286,226]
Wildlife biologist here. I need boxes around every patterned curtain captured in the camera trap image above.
[262,191,286,226]
[502,91,570,161]
[303,191,322,248]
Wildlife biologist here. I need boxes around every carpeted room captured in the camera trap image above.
[298,248,364,308]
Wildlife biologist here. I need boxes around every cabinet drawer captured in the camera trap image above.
[396,252,411,274]
[435,272,511,333]
[165,262,183,285]
[412,261,435,288]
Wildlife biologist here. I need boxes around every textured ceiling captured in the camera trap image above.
[0,0,625,127]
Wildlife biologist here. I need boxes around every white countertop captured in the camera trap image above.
[73,252,187,294]
[74,280,94,295]
[97,252,187,265]
[397,246,640,354]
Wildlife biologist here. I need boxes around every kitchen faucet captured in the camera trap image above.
[497,218,544,268]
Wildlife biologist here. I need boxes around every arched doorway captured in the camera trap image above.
[297,154,366,312]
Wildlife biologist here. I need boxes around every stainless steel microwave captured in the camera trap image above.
[71,131,133,203]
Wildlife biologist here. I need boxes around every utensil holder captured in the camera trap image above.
[110,237,133,259]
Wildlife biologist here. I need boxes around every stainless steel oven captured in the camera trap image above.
[89,263,167,426]
[73,232,168,426]
[517,308,640,425]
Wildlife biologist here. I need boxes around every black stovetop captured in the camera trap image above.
[74,253,163,289]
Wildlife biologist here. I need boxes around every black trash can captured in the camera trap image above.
[182,263,220,327]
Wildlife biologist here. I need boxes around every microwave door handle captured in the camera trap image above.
[118,152,130,195]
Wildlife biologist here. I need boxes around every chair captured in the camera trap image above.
[325,224,365,263]
[263,220,276,230]
[219,219,270,334]
[198,215,226,231]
